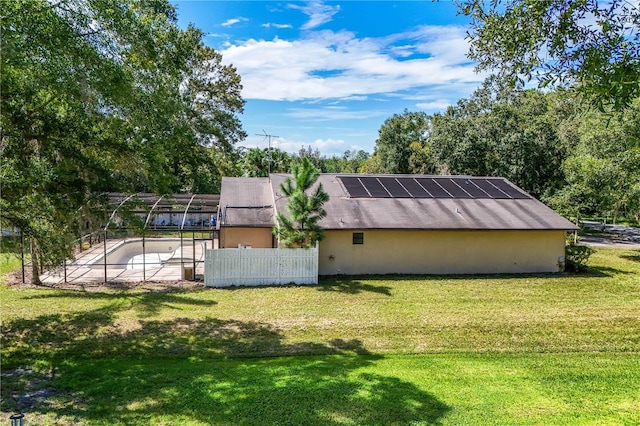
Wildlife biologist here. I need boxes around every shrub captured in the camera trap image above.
[565,244,594,272]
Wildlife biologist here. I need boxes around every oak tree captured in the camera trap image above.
[461,0,640,111]
[0,0,245,283]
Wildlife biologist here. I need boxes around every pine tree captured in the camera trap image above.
[274,158,329,248]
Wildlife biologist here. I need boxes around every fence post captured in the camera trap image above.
[315,241,319,282]
[142,233,146,282]
[277,246,282,284]
[103,230,108,283]
[20,232,25,284]
[192,230,196,281]
[180,230,184,279]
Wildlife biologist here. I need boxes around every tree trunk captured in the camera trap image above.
[30,240,42,286]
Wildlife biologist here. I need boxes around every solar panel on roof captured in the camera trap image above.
[340,175,532,200]
[458,179,491,198]
[360,177,391,198]
[433,178,472,198]
[487,178,530,199]
[340,177,370,198]
[397,178,432,198]
[416,178,452,198]
[473,179,510,198]
[378,177,411,197]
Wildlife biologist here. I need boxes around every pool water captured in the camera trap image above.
[90,238,192,269]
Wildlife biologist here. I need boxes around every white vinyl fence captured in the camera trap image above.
[204,246,318,287]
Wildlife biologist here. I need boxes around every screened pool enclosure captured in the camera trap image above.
[23,193,220,284]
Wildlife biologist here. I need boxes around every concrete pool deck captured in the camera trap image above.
[40,238,215,284]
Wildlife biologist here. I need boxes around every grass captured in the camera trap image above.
[0,252,24,276]
[1,248,639,425]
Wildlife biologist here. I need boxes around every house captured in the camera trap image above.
[217,174,578,275]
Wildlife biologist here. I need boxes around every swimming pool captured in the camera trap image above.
[90,238,204,269]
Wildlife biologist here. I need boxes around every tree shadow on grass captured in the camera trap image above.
[317,276,393,296]
[3,313,366,368]
[23,288,217,318]
[620,250,640,263]
[584,266,634,276]
[2,295,450,425]
[324,264,640,280]
[53,356,450,425]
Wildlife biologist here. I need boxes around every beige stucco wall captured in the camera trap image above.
[318,230,566,275]
[220,227,274,249]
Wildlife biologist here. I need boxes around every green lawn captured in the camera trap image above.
[0,252,23,276]
[1,248,639,425]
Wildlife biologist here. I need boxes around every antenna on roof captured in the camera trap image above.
[256,130,280,176]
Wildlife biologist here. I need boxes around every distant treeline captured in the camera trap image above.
[228,81,639,223]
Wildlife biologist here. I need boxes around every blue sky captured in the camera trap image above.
[172,1,486,156]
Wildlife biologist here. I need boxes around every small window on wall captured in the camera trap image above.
[352,232,364,245]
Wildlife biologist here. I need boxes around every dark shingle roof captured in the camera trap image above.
[218,177,275,227]
[218,174,577,231]
[269,174,578,231]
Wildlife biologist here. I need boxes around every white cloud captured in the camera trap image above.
[415,100,453,111]
[241,134,364,156]
[277,137,349,156]
[409,26,471,62]
[338,95,368,101]
[288,1,340,30]
[262,23,293,29]
[221,17,248,27]
[286,106,387,121]
[220,26,484,102]
[388,44,417,58]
